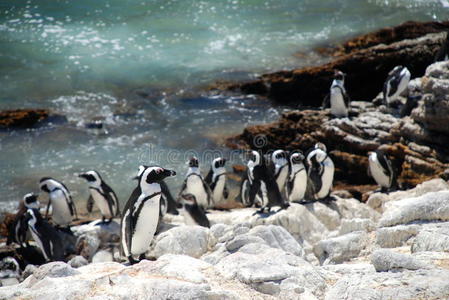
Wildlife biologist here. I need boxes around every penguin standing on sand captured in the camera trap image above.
[247,150,288,213]
[25,208,65,262]
[179,193,210,228]
[204,157,228,207]
[79,170,119,223]
[178,157,212,210]
[39,177,77,227]
[285,151,308,203]
[121,166,176,264]
[272,150,289,197]
[7,193,40,248]
[368,149,397,192]
[383,66,411,107]
[323,70,350,118]
[307,143,335,201]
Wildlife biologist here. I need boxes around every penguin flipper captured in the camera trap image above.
[204,169,213,186]
[322,94,330,109]
[202,179,213,208]
[45,200,51,219]
[86,195,94,213]
[177,179,188,202]
[186,204,210,228]
[102,183,120,216]
[160,181,179,215]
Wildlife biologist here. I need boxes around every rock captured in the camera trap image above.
[325,269,449,300]
[411,222,449,253]
[334,198,380,222]
[75,233,100,261]
[304,202,341,231]
[379,191,449,227]
[91,250,114,263]
[313,231,369,265]
[22,265,38,280]
[71,219,121,244]
[67,256,88,268]
[30,262,80,281]
[371,249,425,272]
[248,225,305,257]
[375,225,420,248]
[151,225,212,259]
[339,218,375,235]
[0,109,50,129]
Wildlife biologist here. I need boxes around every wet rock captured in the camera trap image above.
[313,231,369,265]
[371,249,425,272]
[0,109,50,129]
[379,191,449,227]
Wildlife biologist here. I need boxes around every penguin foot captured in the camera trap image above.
[128,256,139,265]
[138,254,146,261]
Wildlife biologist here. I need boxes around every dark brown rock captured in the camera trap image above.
[0,109,50,129]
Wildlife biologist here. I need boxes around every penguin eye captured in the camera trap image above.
[155,168,163,174]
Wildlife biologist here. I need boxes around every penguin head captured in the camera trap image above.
[140,166,176,185]
[23,193,40,209]
[314,142,327,153]
[188,157,199,168]
[247,150,261,166]
[212,157,226,171]
[79,170,102,186]
[333,70,345,82]
[39,177,59,193]
[180,193,197,205]
[272,150,288,166]
[0,257,20,277]
[290,151,305,165]
[25,208,42,224]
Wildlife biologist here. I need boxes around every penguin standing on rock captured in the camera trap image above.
[121,166,176,264]
[179,193,210,228]
[307,143,335,201]
[79,170,119,223]
[285,151,308,203]
[323,70,350,118]
[7,193,40,249]
[383,66,411,107]
[204,157,228,207]
[39,177,77,228]
[25,208,65,262]
[247,150,289,213]
[178,157,212,210]
[368,149,397,193]
[271,150,289,197]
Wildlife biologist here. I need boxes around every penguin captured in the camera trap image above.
[178,157,212,210]
[323,70,350,118]
[0,257,20,279]
[25,208,65,262]
[307,143,335,201]
[239,174,253,207]
[121,166,176,264]
[383,66,411,107]
[179,193,210,228]
[247,150,288,213]
[7,193,40,248]
[368,149,397,192]
[204,157,228,207]
[79,170,120,223]
[271,150,289,197]
[39,177,77,228]
[285,151,308,203]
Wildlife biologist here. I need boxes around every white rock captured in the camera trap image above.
[412,223,449,253]
[339,218,375,235]
[247,225,305,257]
[375,224,420,248]
[371,249,426,272]
[30,262,80,281]
[91,250,114,263]
[68,256,89,268]
[303,201,341,231]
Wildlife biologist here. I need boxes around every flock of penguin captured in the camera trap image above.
[5,64,409,266]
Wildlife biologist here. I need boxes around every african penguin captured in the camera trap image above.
[204,157,228,207]
[25,208,65,262]
[368,149,397,192]
[39,177,77,227]
[7,193,39,248]
[323,70,350,118]
[0,257,20,280]
[79,170,119,223]
[178,157,212,210]
[247,150,288,213]
[383,66,411,107]
[285,151,308,203]
[179,193,210,228]
[121,166,176,264]
[307,143,335,201]
[271,150,289,196]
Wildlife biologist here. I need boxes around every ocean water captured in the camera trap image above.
[0,0,447,211]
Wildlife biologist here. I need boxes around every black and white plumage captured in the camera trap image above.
[306,143,335,200]
[271,150,289,197]
[204,157,228,207]
[323,70,350,118]
[40,177,77,227]
[285,151,308,203]
[383,66,411,106]
[178,157,212,210]
[121,166,176,264]
[79,170,119,223]
[368,150,396,192]
[7,193,39,248]
[0,257,21,279]
[179,193,210,228]
[25,208,65,262]
[247,150,288,213]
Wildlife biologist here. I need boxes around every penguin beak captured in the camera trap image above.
[163,169,176,177]
[132,176,139,180]
[78,173,87,179]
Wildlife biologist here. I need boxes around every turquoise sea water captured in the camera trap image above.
[0,0,447,210]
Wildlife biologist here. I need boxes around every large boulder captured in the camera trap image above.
[411,222,449,253]
[371,249,426,272]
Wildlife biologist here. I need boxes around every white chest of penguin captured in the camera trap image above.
[90,188,112,217]
[369,159,390,188]
[330,87,347,117]
[186,176,208,204]
[212,175,226,203]
[131,195,160,255]
[50,190,72,225]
